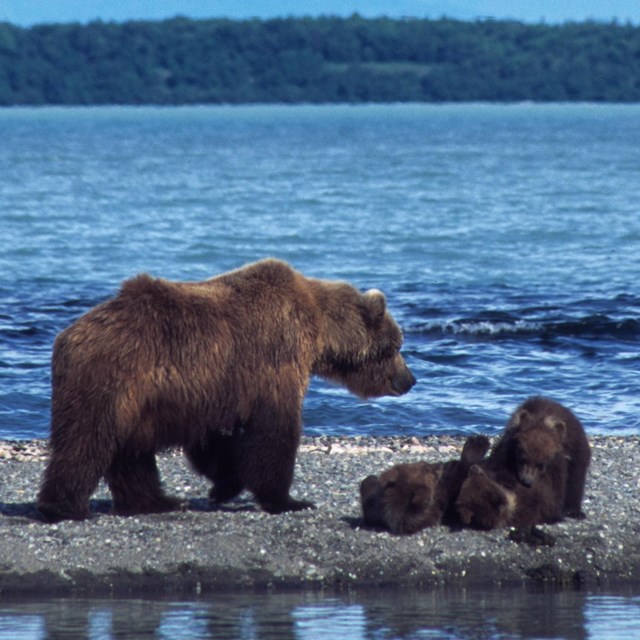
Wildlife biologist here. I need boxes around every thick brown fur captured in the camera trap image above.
[489,396,591,519]
[456,462,564,530]
[37,258,415,522]
[359,434,490,535]
[360,462,445,535]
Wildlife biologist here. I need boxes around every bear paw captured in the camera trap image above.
[509,525,556,548]
[260,497,315,514]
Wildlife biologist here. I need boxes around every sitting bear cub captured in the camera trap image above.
[488,396,591,519]
[38,258,415,522]
[455,396,590,531]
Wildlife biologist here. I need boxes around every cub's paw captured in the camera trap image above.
[461,435,491,464]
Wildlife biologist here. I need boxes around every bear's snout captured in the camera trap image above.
[518,468,536,487]
[391,361,416,396]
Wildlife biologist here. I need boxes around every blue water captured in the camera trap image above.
[2,102,640,638]
[1,587,640,639]
[1,103,640,440]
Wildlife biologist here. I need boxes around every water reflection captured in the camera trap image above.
[0,586,639,640]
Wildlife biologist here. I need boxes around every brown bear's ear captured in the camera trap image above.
[544,416,566,438]
[362,289,387,326]
[468,464,485,477]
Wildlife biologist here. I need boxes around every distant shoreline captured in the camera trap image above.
[2,17,640,106]
[0,434,638,595]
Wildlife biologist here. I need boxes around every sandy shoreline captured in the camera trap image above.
[0,435,639,596]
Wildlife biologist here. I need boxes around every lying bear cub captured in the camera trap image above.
[359,435,490,534]
[360,397,590,537]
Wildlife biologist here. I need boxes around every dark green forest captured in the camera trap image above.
[1,15,639,105]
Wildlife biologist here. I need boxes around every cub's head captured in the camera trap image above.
[456,465,515,530]
[510,409,567,487]
[315,286,416,399]
[380,461,443,534]
[360,462,443,535]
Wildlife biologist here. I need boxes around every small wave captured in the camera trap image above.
[410,315,640,342]
[412,318,540,337]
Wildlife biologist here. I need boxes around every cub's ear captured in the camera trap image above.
[380,466,399,488]
[544,416,566,438]
[362,289,387,326]
[510,408,530,429]
[360,475,382,498]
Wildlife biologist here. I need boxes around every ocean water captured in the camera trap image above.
[1,103,639,440]
[1,103,640,637]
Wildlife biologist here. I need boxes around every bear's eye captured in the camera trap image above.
[384,480,397,489]
[374,340,399,360]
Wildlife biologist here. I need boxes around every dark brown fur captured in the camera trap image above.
[359,434,490,535]
[456,463,564,530]
[489,396,591,519]
[360,462,445,535]
[38,258,415,522]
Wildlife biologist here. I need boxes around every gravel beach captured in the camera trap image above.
[0,435,638,596]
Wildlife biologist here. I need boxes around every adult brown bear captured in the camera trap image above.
[37,259,415,522]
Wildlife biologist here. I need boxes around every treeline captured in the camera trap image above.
[1,16,639,105]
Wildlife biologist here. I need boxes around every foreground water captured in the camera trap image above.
[1,587,639,639]
[1,103,639,439]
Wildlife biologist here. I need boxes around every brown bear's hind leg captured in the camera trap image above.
[106,450,182,516]
[37,456,102,522]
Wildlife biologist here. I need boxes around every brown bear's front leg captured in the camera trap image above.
[237,406,314,514]
[105,449,182,516]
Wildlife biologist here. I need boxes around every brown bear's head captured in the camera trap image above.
[315,287,416,399]
[377,461,443,534]
[510,410,566,487]
[456,465,516,530]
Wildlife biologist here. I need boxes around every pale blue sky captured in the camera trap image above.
[1,0,639,26]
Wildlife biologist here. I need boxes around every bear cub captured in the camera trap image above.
[456,463,562,530]
[489,396,591,519]
[360,435,490,534]
[37,259,415,522]
[455,396,591,531]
